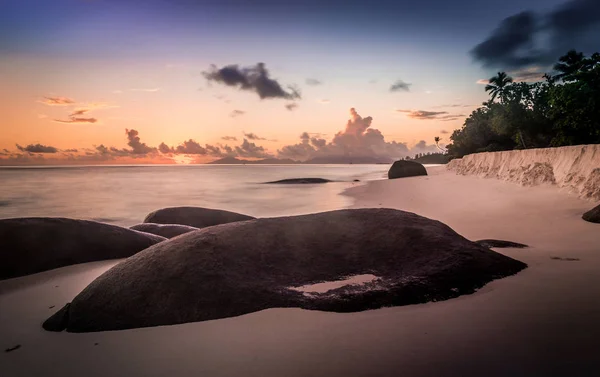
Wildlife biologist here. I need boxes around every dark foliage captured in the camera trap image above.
[446,51,600,158]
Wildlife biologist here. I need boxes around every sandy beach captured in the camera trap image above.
[1,166,599,377]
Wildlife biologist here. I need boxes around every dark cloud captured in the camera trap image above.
[125,129,156,154]
[440,130,449,134]
[16,143,58,153]
[203,62,301,100]
[39,97,76,106]
[70,109,89,117]
[175,140,207,155]
[397,110,465,121]
[243,132,267,141]
[305,78,322,86]
[285,103,298,111]
[472,0,600,70]
[230,109,246,117]
[548,0,600,52]
[221,136,238,141]
[471,11,540,69]
[235,139,272,158]
[64,148,79,152]
[158,142,173,154]
[95,145,110,155]
[390,79,412,92]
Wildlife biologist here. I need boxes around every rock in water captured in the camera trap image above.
[265,178,332,184]
[143,207,255,229]
[47,209,526,332]
[0,218,165,280]
[582,204,600,223]
[130,223,199,238]
[388,160,427,179]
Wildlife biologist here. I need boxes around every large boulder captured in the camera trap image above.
[388,160,427,179]
[130,223,199,238]
[44,208,526,332]
[143,207,254,229]
[582,204,600,223]
[0,218,165,280]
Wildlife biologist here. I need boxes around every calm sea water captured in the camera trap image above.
[0,165,392,226]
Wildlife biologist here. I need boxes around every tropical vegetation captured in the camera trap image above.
[444,50,600,158]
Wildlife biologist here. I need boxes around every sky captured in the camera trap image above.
[1,0,598,164]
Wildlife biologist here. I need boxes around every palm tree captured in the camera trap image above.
[485,72,513,103]
[553,50,585,82]
[434,136,445,153]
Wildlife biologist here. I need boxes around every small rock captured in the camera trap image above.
[5,345,21,353]
[265,178,332,184]
[550,257,580,261]
[475,239,528,249]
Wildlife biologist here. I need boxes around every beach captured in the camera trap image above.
[1,165,599,377]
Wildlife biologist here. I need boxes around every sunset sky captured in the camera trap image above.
[1,0,597,164]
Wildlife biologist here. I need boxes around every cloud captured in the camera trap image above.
[396,110,465,121]
[235,139,272,158]
[39,97,76,106]
[509,66,546,82]
[125,129,156,154]
[278,108,412,162]
[476,79,489,85]
[243,132,267,141]
[433,104,475,108]
[203,63,301,100]
[471,11,540,69]
[16,143,58,153]
[440,130,449,134]
[158,142,172,154]
[63,148,79,153]
[40,97,116,124]
[390,79,412,92]
[305,78,322,86]
[230,109,246,117]
[285,103,298,111]
[471,0,600,70]
[69,109,89,117]
[113,90,123,94]
[53,117,98,124]
[319,99,330,104]
[221,136,238,141]
[174,140,207,155]
[130,88,160,92]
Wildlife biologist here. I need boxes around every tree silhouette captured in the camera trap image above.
[485,72,513,103]
[553,50,585,82]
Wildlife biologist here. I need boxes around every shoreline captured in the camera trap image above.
[2,167,600,376]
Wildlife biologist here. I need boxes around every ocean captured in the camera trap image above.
[0,164,392,226]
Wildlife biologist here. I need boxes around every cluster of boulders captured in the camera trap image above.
[3,206,525,333]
